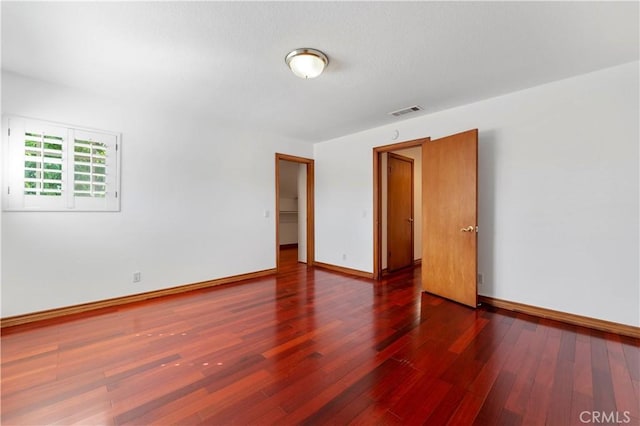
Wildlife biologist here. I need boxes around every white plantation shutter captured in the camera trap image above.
[24,131,64,196]
[23,125,67,211]
[71,129,119,211]
[3,116,121,211]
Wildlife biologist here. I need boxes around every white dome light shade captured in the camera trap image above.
[285,48,329,79]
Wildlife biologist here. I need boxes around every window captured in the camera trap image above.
[3,116,121,211]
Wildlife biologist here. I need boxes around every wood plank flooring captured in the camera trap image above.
[2,247,638,425]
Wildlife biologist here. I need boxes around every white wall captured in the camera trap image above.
[1,71,312,317]
[315,62,639,327]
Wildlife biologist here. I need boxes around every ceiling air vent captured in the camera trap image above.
[388,105,423,117]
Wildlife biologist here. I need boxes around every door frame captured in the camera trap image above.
[373,137,429,279]
[387,152,414,272]
[275,153,315,272]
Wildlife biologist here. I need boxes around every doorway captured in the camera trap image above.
[373,130,478,308]
[275,153,315,272]
[374,138,426,278]
[386,152,414,272]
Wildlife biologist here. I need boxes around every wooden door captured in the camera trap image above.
[387,153,414,271]
[422,129,478,307]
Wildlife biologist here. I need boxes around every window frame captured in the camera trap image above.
[2,116,122,212]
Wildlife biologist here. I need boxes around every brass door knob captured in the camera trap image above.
[460,226,475,232]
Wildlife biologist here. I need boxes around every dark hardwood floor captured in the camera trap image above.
[2,247,638,425]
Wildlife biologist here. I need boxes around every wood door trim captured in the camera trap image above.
[373,137,428,279]
[275,153,315,272]
[387,152,414,271]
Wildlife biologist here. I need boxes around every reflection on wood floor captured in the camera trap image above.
[279,246,302,273]
[1,248,638,425]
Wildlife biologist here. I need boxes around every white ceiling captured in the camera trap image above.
[2,1,638,143]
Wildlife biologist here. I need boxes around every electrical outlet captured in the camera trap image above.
[133,272,141,283]
[477,273,483,285]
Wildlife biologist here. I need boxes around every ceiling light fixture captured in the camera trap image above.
[285,48,329,79]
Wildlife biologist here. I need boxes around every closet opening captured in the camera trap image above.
[275,153,315,272]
